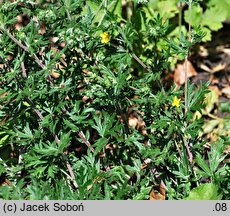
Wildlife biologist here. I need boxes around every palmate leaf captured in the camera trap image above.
[93,137,108,156]
[47,165,59,179]
[109,51,132,66]
[33,141,59,156]
[16,123,34,141]
[92,111,116,137]
[187,81,210,112]
[195,152,212,176]
[208,139,227,174]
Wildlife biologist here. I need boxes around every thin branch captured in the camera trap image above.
[3,27,53,86]
[17,148,23,177]
[132,53,151,72]
[183,135,193,164]
[64,153,79,189]
[5,29,29,52]
[77,131,95,153]
[21,61,27,78]
[0,25,78,190]
[15,75,78,189]
[131,53,164,91]
[184,55,188,113]
[174,140,182,159]
[182,1,198,187]
[150,168,168,191]
[184,0,192,114]
[65,9,72,21]
[97,0,116,27]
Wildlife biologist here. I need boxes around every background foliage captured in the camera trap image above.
[0,0,229,200]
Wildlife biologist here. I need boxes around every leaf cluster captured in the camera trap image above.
[0,0,228,200]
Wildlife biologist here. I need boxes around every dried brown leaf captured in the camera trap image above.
[51,70,61,79]
[149,183,166,200]
[221,86,230,98]
[174,60,197,85]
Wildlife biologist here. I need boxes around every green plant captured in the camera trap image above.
[0,0,228,200]
[185,183,222,200]
[143,0,230,42]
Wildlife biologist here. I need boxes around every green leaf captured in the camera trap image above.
[202,119,220,134]
[184,5,203,27]
[47,165,59,179]
[187,81,210,112]
[63,119,79,131]
[208,0,230,19]
[93,137,108,156]
[58,132,71,152]
[201,6,226,31]
[0,132,9,147]
[17,123,34,140]
[157,0,178,19]
[84,1,102,23]
[195,153,211,176]
[204,89,219,114]
[92,111,116,137]
[208,140,226,174]
[201,27,212,42]
[184,183,222,200]
[34,142,59,156]
[220,101,230,113]
[110,0,122,19]
[133,186,152,200]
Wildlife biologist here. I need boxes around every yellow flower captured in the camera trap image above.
[100,32,111,43]
[172,96,181,108]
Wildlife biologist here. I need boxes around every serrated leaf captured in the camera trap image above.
[48,165,59,179]
[195,153,211,176]
[63,119,78,131]
[58,132,71,152]
[93,137,108,156]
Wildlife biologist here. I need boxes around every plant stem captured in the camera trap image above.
[15,65,79,189]
[184,55,188,113]
[184,0,192,114]
[131,53,165,92]
[2,27,54,86]
[183,0,198,186]
[178,2,182,37]
[77,131,95,153]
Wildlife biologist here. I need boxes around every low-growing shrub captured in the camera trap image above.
[0,0,228,199]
